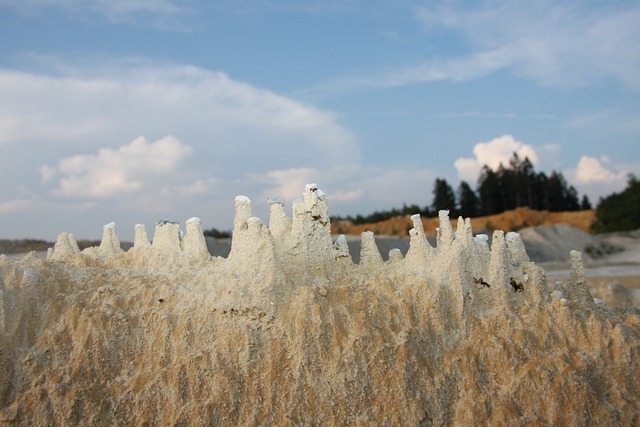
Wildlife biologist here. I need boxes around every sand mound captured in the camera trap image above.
[1,185,638,426]
[518,223,605,263]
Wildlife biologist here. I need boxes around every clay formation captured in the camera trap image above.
[0,184,638,425]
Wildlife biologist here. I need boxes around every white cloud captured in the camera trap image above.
[46,135,193,198]
[454,135,538,182]
[574,155,626,184]
[564,155,633,203]
[454,157,482,185]
[39,164,56,183]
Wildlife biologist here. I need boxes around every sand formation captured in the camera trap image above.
[1,184,638,425]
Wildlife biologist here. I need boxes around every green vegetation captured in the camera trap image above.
[592,175,640,233]
[203,228,232,238]
[584,242,623,258]
[457,181,480,218]
[431,178,456,214]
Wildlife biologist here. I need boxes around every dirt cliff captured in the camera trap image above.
[0,186,637,426]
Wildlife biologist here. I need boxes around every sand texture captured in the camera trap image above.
[1,186,639,426]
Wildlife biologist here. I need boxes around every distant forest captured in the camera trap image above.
[333,153,591,225]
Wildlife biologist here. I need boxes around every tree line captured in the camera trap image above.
[592,174,640,233]
[335,153,592,225]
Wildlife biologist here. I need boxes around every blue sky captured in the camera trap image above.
[0,0,638,239]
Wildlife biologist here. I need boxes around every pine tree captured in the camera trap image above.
[432,178,457,216]
[547,171,580,211]
[510,153,535,208]
[458,181,480,218]
[477,166,501,215]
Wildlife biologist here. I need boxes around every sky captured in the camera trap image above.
[0,0,639,240]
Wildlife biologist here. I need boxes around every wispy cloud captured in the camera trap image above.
[433,111,556,120]
[307,1,640,95]
[0,0,194,29]
[564,111,640,134]
[0,0,187,15]
[417,1,640,89]
[299,52,509,97]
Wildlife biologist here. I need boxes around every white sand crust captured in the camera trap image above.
[0,184,639,425]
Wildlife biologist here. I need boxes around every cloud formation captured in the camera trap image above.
[563,155,630,202]
[43,136,193,198]
[0,60,359,170]
[424,1,640,88]
[454,135,537,183]
[0,60,365,237]
[314,1,640,94]
[575,155,627,185]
